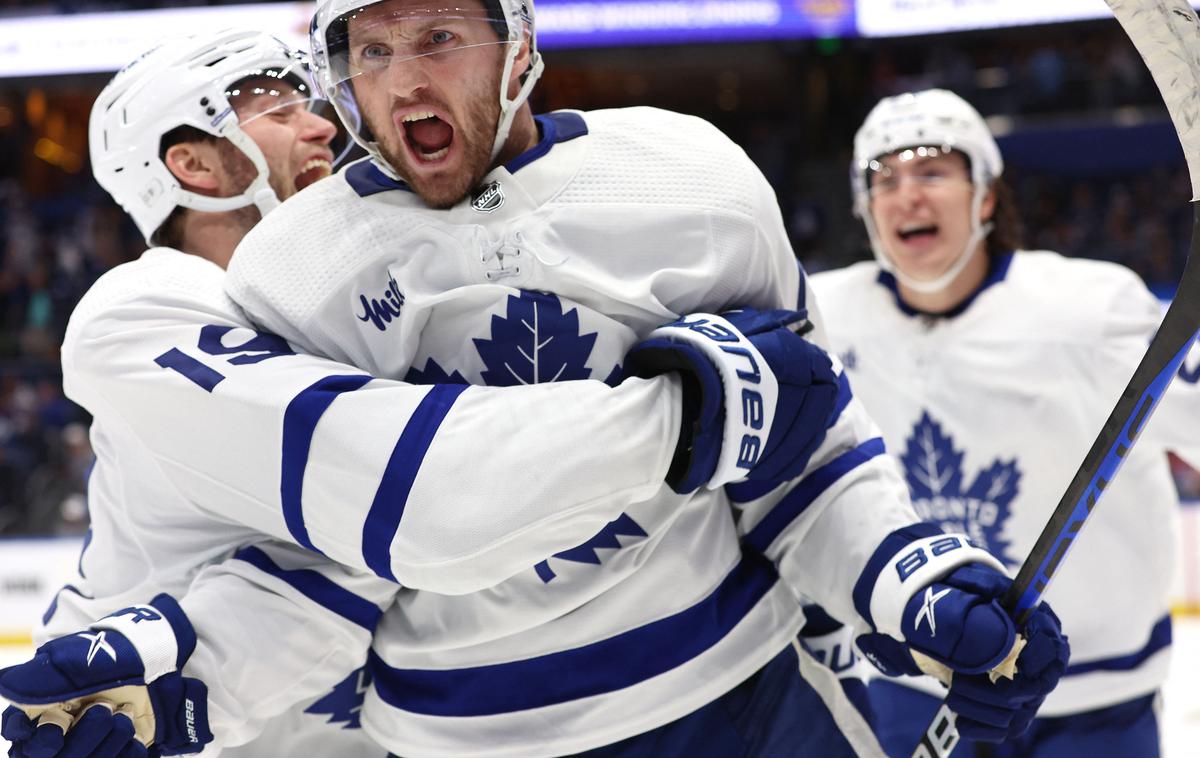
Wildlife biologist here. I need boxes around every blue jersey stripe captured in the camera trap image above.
[1064,614,1171,676]
[506,112,589,174]
[362,384,470,581]
[368,551,780,716]
[41,584,92,626]
[281,375,374,552]
[233,545,384,632]
[744,437,886,553]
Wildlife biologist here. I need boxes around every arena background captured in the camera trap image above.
[0,0,1198,754]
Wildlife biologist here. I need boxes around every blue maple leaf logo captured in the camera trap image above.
[304,667,370,729]
[405,358,469,385]
[474,292,598,386]
[603,363,624,388]
[534,513,648,582]
[900,411,1020,566]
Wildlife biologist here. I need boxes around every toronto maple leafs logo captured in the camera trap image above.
[476,291,597,385]
[305,667,370,729]
[406,291,619,387]
[900,411,1020,566]
[401,291,635,583]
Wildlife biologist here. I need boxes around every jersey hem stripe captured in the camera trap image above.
[367,551,780,716]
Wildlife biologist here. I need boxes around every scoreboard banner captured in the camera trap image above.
[855,0,1200,37]
[536,1,856,48]
[0,1,856,79]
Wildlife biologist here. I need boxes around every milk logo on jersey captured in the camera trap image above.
[471,180,505,213]
[356,272,406,332]
[305,666,370,729]
[407,291,623,387]
[901,411,1020,566]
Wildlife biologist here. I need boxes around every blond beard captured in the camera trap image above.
[368,81,503,209]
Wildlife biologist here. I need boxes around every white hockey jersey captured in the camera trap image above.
[45,243,692,751]
[810,250,1200,716]
[221,107,982,756]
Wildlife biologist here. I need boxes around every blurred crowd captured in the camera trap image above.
[1,15,1199,536]
[0,178,137,535]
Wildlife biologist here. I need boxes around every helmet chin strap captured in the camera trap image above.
[865,182,994,295]
[491,41,544,162]
[173,124,281,219]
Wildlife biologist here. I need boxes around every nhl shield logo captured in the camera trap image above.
[471,181,505,213]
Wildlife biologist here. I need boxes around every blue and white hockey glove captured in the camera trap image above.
[624,308,839,493]
[854,529,1069,743]
[0,594,212,757]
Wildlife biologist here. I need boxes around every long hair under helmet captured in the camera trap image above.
[851,88,1004,294]
[310,0,544,177]
[90,29,330,245]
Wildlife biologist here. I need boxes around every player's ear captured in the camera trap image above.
[506,40,531,99]
[163,141,222,193]
[979,182,997,224]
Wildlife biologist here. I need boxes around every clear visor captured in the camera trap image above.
[228,68,355,166]
[325,4,515,92]
[864,145,970,198]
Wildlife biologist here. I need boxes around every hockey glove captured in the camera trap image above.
[857,563,1069,742]
[624,308,840,493]
[0,594,212,756]
[3,702,147,758]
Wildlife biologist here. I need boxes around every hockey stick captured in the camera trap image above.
[912,1,1200,755]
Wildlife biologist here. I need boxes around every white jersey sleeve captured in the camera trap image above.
[177,542,392,754]
[62,248,679,594]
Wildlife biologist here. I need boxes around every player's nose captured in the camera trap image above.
[383,56,433,101]
[300,109,338,146]
[889,173,930,210]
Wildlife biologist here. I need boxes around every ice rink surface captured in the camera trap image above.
[2,616,1199,756]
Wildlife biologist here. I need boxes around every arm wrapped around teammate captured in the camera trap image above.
[624,308,840,493]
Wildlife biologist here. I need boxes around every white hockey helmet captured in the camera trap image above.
[310,0,544,174]
[90,29,332,244]
[851,88,1004,293]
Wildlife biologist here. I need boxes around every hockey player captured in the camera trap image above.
[2,11,1069,758]
[810,87,1200,757]
[0,28,846,757]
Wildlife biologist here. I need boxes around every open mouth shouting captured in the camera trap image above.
[398,109,456,166]
[895,221,939,248]
[294,156,333,192]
